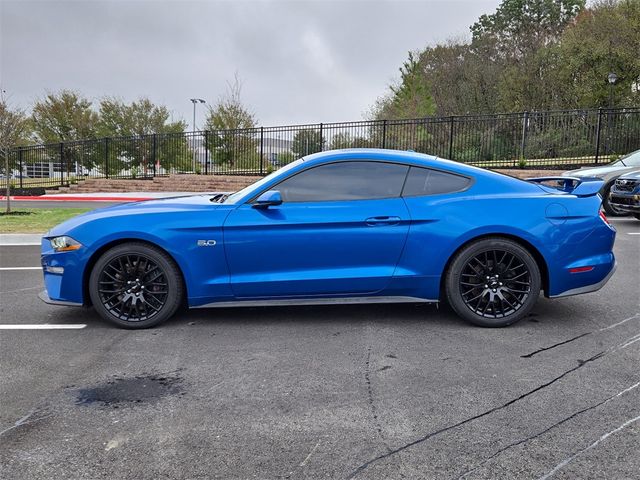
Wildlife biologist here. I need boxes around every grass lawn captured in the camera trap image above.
[0,208,91,233]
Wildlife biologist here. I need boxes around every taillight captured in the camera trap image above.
[599,210,610,226]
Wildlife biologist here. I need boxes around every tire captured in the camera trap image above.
[634,213,640,221]
[445,237,541,327]
[89,242,184,328]
[602,184,629,217]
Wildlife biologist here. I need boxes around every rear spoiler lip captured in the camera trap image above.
[525,176,604,197]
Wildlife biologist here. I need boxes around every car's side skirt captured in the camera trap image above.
[192,295,438,309]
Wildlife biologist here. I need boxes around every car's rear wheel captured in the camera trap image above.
[445,238,541,327]
[634,213,640,221]
[89,242,183,328]
[602,184,629,217]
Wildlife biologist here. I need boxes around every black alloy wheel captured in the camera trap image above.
[89,243,183,328]
[446,238,541,327]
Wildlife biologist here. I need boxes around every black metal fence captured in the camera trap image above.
[3,107,640,190]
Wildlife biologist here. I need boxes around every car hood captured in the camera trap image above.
[46,194,230,237]
[563,165,631,178]
[617,170,640,180]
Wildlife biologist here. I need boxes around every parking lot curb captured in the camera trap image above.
[0,234,44,246]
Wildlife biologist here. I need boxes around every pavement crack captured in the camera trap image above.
[0,408,51,438]
[521,313,640,359]
[537,412,640,480]
[457,380,640,479]
[521,332,591,358]
[364,345,392,453]
[347,330,640,480]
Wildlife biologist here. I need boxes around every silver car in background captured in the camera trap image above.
[564,148,640,215]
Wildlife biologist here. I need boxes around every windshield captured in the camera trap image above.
[611,149,640,167]
[223,159,304,204]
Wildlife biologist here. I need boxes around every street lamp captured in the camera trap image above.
[607,72,618,109]
[190,99,206,173]
[190,98,206,132]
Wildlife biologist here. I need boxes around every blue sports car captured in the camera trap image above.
[40,149,616,328]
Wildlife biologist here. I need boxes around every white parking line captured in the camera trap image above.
[0,324,86,330]
[628,232,640,235]
[0,267,42,271]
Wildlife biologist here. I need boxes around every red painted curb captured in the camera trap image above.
[0,196,153,202]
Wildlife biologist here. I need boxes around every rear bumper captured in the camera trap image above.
[549,261,617,298]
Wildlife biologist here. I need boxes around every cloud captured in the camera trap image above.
[0,0,501,127]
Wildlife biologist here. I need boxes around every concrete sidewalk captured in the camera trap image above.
[0,192,203,202]
[0,234,43,246]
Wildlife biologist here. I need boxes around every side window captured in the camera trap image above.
[402,167,471,197]
[275,161,409,202]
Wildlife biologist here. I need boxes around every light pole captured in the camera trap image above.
[189,99,206,172]
[190,98,206,132]
[607,72,618,108]
[606,73,617,156]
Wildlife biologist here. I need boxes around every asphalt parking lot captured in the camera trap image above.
[1,218,638,480]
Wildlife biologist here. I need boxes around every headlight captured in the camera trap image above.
[49,236,82,252]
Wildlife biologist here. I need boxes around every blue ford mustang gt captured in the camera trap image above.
[40,149,616,328]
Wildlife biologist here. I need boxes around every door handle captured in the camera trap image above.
[365,216,401,226]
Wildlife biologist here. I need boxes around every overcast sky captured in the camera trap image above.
[1,0,501,129]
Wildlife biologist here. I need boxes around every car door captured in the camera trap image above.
[223,161,411,298]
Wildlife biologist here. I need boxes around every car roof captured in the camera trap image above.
[302,148,499,179]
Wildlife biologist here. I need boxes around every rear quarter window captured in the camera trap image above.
[402,167,471,197]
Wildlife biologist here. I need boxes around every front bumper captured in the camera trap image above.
[38,290,83,307]
[609,193,640,212]
[40,237,87,305]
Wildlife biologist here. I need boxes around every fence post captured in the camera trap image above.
[18,148,23,189]
[59,142,64,187]
[152,134,158,176]
[204,131,209,175]
[382,120,387,149]
[448,116,455,160]
[259,127,264,175]
[104,137,110,178]
[594,108,603,164]
[520,111,529,161]
[319,123,324,151]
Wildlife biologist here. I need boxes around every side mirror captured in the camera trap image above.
[253,190,282,208]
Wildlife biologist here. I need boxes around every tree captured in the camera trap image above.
[31,90,98,183]
[292,129,324,157]
[371,51,436,120]
[546,0,640,109]
[31,90,97,143]
[97,97,186,137]
[470,0,586,60]
[204,74,258,168]
[470,0,586,111]
[369,0,600,116]
[0,94,29,212]
[419,39,502,115]
[96,97,188,174]
[329,132,370,150]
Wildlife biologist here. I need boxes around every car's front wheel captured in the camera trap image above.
[445,237,541,327]
[89,242,184,328]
